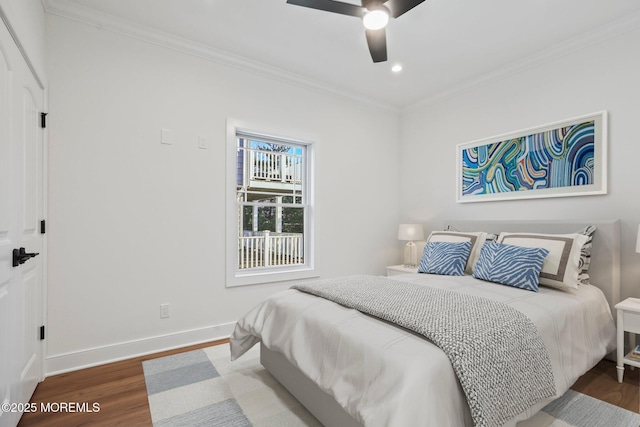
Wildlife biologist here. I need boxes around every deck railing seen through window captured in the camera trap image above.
[238,231,304,269]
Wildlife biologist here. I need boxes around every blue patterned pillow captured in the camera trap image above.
[418,241,472,276]
[472,242,549,292]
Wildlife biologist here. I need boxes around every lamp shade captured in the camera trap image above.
[398,224,425,241]
[636,225,640,253]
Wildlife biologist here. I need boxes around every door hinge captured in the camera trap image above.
[40,219,46,234]
[40,112,47,129]
[40,325,45,340]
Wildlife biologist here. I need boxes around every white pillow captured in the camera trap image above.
[427,231,491,274]
[497,232,590,290]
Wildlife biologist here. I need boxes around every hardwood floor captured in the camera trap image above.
[17,341,638,426]
[572,358,639,413]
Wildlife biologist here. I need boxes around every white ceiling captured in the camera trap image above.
[46,0,640,110]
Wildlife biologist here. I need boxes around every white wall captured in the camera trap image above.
[45,15,400,372]
[401,27,640,300]
[0,0,46,84]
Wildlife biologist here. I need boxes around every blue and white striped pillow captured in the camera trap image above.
[418,241,472,276]
[472,242,549,292]
[577,225,596,285]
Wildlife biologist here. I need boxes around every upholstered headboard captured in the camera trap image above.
[438,220,621,314]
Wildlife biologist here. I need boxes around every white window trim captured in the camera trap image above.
[225,119,316,287]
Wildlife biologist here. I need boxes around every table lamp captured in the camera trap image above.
[398,224,425,268]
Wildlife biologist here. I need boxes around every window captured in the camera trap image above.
[226,122,314,286]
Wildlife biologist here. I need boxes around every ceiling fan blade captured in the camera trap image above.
[365,28,387,63]
[287,0,365,18]
[383,0,426,18]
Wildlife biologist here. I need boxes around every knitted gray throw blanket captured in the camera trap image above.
[292,275,556,427]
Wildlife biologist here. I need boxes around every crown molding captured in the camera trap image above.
[42,0,400,114]
[404,10,640,113]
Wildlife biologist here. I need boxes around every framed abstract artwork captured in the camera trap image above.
[456,111,607,203]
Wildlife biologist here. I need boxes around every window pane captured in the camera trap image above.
[237,138,304,203]
[282,206,304,233]
[240,205,279,234]
[236,135,306,271]
[238,205,305,270]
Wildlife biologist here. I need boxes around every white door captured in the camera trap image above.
[0,17,45,427]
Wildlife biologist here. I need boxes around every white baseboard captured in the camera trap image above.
[44,322,235,376]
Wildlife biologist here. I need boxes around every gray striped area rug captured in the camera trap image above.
[143,344,640,426]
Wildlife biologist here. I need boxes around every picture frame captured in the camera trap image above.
[456,111,607,203]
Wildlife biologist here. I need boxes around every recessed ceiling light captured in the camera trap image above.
[391,64,403,73]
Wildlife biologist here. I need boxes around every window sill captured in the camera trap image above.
[226,266,317,287]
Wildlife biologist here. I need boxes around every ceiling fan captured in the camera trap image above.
[286,0,426,63]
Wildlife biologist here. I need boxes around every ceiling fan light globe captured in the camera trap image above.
[363,9,389,30]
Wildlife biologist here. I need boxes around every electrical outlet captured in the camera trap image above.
[197,135,207,149]
[160,303,170,318]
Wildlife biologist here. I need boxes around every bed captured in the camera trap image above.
[230,220,620,427]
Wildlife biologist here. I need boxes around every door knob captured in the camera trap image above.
[12,247,39,267]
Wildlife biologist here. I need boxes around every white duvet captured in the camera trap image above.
[230,274,616,427]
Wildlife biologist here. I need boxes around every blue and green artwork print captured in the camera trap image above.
[461,120,595,196]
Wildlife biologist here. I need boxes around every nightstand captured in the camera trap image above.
[386,265,418,276]
[615,297,640,383]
